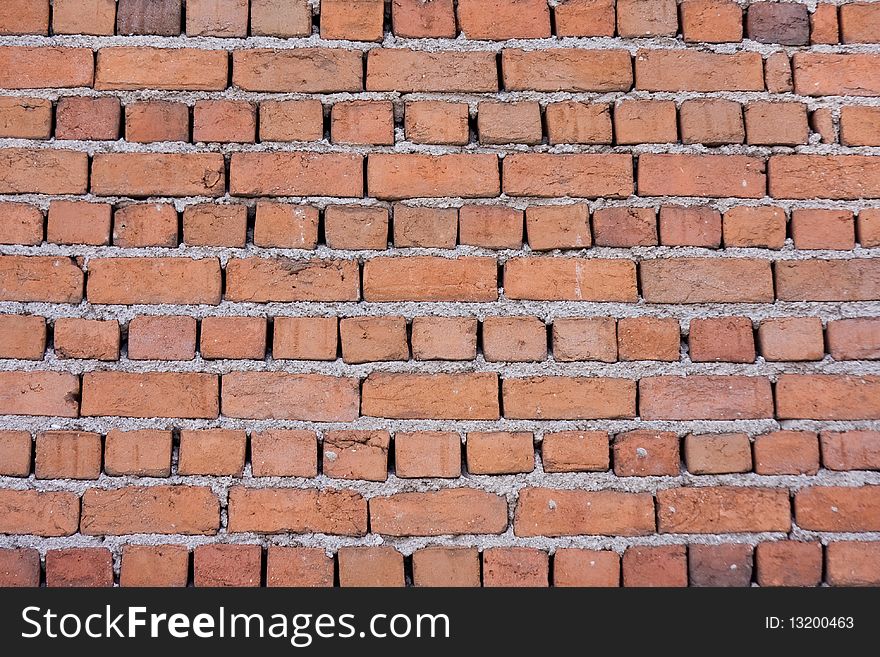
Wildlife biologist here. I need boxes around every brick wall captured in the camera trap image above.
[0,0,879,587]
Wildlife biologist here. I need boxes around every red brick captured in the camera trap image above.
[53,0,119,35]
[776,374,880,420]
[0,430,31,477]
[593,207,657,247]
[640,375,773,420]
[541,431,610,473]
[0,149,88,195]
[680,99,744,145]
[617,317,680,362]
[639,154,765,198]
[617,0,677,37]
[623,546,687,587]
[756,542,822,587]
[88,257,221,305]
[505,258,637,302]
[775,260,880,302]
[392,0,456,38]
[81,372,219,419]
[369,489,508,536]
[178,429,247,476]
[478,101,542,145]
[267,547,334,587]
[636,50,763,91]
[613,430,680,477]
[0,97,52,139]
[92,153,225,198]
[367,50,497,92]
[254,203,318,249]
[641,258,773,303]
[127,315,197,361]
[765,50,795,90]
[0,47,93,89]
[811,3,839,44]
[47,200,111,246]
[392,205,458,248]
[0,548,39,587]
[82,486,219,535]
[458,0,550,39]
[515,487,655,537]
[194,545,261,587]
[794,53,880,97]
[413,547,480,587]
[482,316,546,362]
[251,430,318,478]
[797,486,880,532]
[225,258,359,302]
[120,545,189,587]
[546,102,612,145]
[614,100,678,144]
[689,317,755,363]
[259,100,324,142]
[0,490,79,536]
[331,101,394,146]
[364,256,497,302]
[227,487,367,535]
[826,542,880,586]
[483,548,549,587]
[0,371,80,417]
[200,316,267,360]
[758,317,825,362]
[411,317,478,361]
[112,203,179,247]
[395,431,461,479]
[681,0,743,43]
[506,153,633,198]
[841,106,880,147]
[860,209,880,247]
[526,205,591,250]
[745,101,809,146]
[323,430,390,482]
[96,47,226,90]
[821,430,880,472]
[124,101,189,143]
[230,152,362,197]
[839,2,880,43]
[723,206,787,249]
[46,548,113,588]
[658,487,791,533]
[0,315,46,360]
[503,49,632,92]
[234,49,362,92]
[503,377,636,420]
[324,205,389,250]
[0,202,42,245]
[828,318,880,360]
[186,0,248,37]
[250,0,312,37]
[554,549,620,587]
[340,316,408,364]
[791,209,855,250]
[552,317,617,363]
[117,0,181,36]
[362,372,499,420]
[659,206,722,248]
[321,0,384,40]
[193,100,255,143]
[689,544,753,587]
[222,372,358,421]
[54,318,119,360]
[684,433,752,475]
[338,547,404,587]
[104,429,173,477]
[555,0,615,37]
[467,431,534,475]
[273,317,338,361]
[459,205,522,249]
[369,153,499,200]
[55,97,120,141]
[404,101,469,146]
[34,430,100,480]
[0,0,49,35]
[754,431,819,476]
[747,1,809,45]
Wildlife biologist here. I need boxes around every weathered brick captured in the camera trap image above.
[503,377,636,420]
[267,547,334,587]
[194,545,261,587]
[413,547,480,587]
[230,152,362,197]
[0,371,80,417]
[0,315,46,360]
[638,154,765,198]
[457,0,550,39]
[467,431,535,475]
[623,546,687,588]
[338,547,404,587]
[0,548,40,587]
[226,259,358,303]
[88,257,221,305]
[541,431,610,473]
[553,548,620,587]
[754,431,820,476]
[793,53,880,96]
[613,430,680,477]
[0,430,31,477]
[80,372,219,419]
[363,256,497,302]
[120,545,189,587]
[658,487,791,533]
[0,149,88,195]
[367,50,497,92]
[369,489,508,536]
[515,488,655,537]
[222,372,359,421]
[323,430,390,482]
[81,486,220,535]
[0,97,52,139]
[776,260,880,301]
[46,548,113,588]
[0,490,79,536]
[362,372,499,420]
[757,541,823,587]
[826,542,880,586]
[636,50,764,91]
[251,430,318,478]
[92,153,225,198]
[483,548,549,587]
[127,315,197,361]
[640,376,773,420]
[54,0,118,36]
[96,47,227,90]
[689,544,753,587]
[392,0,456,38]
[227,487,368,535]
[641,258,773,303]
[395,432,462,479]
[821,430,880,472]
[104,429,173,477]
[368,153,499,200]
[796,486,880,532]
[0,47,93,89]
[777,375,880,420]
[504,258,637,302]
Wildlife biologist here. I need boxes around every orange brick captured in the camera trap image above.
[338,547,404,587]
[374,488,508,536]
[680,99,744,145]
[504,153,633,198]
[251,430,318,478]
[194,545,261,587]
[0,256,83,303]
[186,0,248,37]
[227,487,366,535]
[840,2,880,43]
[681,0,743,43]
[617,0,678,37]
[124,101,189,143]
[776,260,880,302]
[483,548,549,587]
[722,206,787,249]
[273,317,338,361]
[120,545,189,587]
[53,0,119,35]
[614,100,678,144]
[458,0,550,39]
[82,486,220,535]
[617,317,680,362]
[392,0,456,38]
[684,433,752,474]
[0,548,40,587]
[117,0,181,36]
[859,209,880,247]
[515,487,655,537]
[791,209,855,250]
[368,49,497,93]
[623,546,687,587]
[0,0,49,35]
[340,316,408,364]
[193,100,255,143]
[404,101,469,145]
[541,431,610,473]
[765,52,794,93]
[635,50,764,92]
[745,102,809,145]
[0,371,77,417]
[821,430,880,472]
[324,205,389,250]
[234,49,362,93]
[81,371,219,419]
[613,430,680,477]
[0,202,42,245]
[554,549,620,587]
[827,542,880,586]
[555,0,616,37]
[104,429,173,477]
[545,102,612,145]
[796,486,880,532]
[526,204,591,250]
[46,548,113,588]
[392,205,458,248]
[363,372,498,420]
[506,258,637,302]
[369,153,499,200]
[321,0,384,41]
[323,430,390,482]
[827,318,880,361]
[467,431,534,475]
[412,547,480,587]
[54,318,120,360]
[183,204,248,248]
[482,316,547,362]
[127,315,197,361]
[364,256,497,302]
[410,316,478,361]
[689,544,753,587]
[0,430,31,477]
[178,429,247,476]
[35,431,102,480]
[222,372,358,421]
[226,258,359,303]
[552,317,617,363]
[0,489,79,536]
[770,155,880,200]
[658,487,791,533]
[659,206,722,248]
[811,107,836,144]
[254,203,318,249]
[55,97,120,140]
[232,152,363,197]
[811,3,839,44]
[0,315,46,360]
[478,101,542,145]
[0,97,52,139]
[503,377,636,420]
[113,203,178,247]
[689,317,755,363]
[777,374,880,420]
[502,49,632,92]
[640,375,773,421]
[250,0,312,37]
[756,542,822,587]
[200,316,267,360]
[0,46,91,90]
[395,431,461,479]
[92,153,225,197]
[331,101,394,146]
[593,207,657,247]
[267,547,334,587]
[641,258,773,303]
[754,431,820,475]
[259,100,324,142]
[96,47,226,91]
[459,205,523,249]
[47,200,111,246]
[841,106,880,146]
[88,257,221,305]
